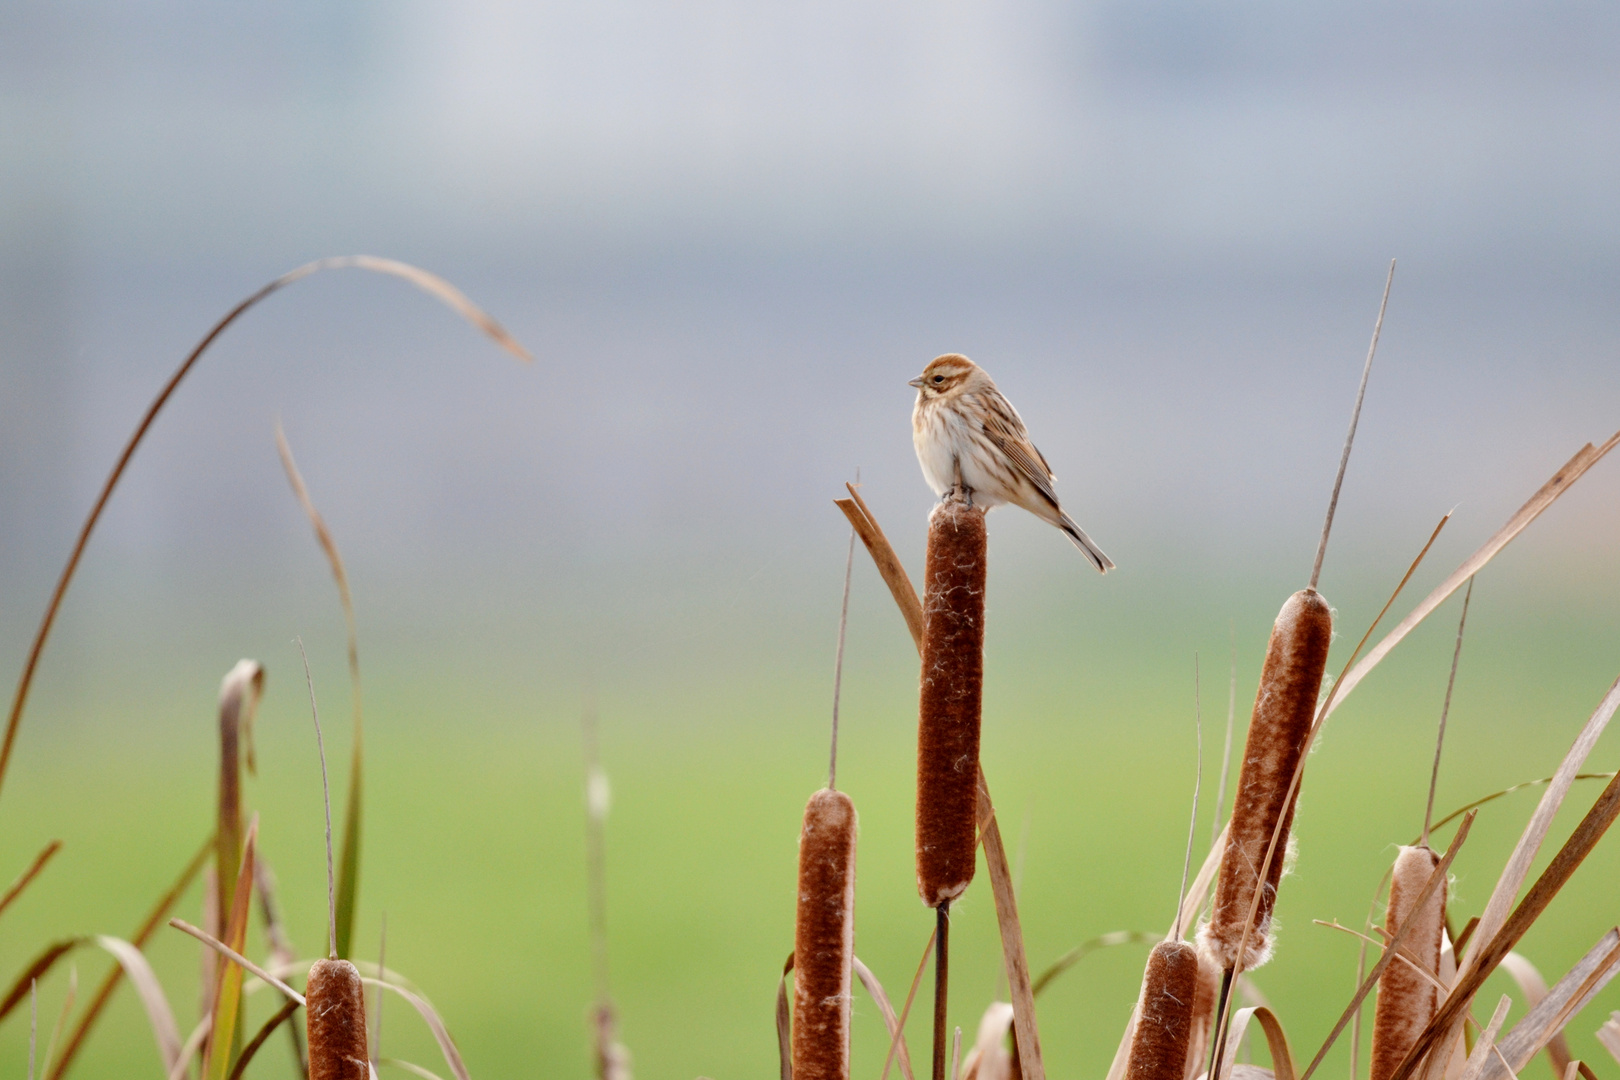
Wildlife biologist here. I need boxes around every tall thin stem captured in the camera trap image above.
[1176,657,1204,939]
[296,637,338,960]
[933,904,950,1080]
[829,527,856,790]
[1423,577,1474,847]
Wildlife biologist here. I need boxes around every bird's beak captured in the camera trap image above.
[908,376,925,389]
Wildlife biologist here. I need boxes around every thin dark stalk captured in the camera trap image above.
[933,905,950,1080]
[1175,657,1204,940]
[1423,578,1474,847]
[1311,259,1395,591]
[1205,968,1235,1080]
[30,979,36,1080]
[0,840,62,919]
[830,527,856,790]
[227,998,302,1080]
[297,638,338,960]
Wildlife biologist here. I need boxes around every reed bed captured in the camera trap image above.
[3,258,1620,1080]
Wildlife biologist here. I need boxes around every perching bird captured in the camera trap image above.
[910,353,1114,573]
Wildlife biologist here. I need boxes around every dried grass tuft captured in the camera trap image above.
[793,788,859,1080]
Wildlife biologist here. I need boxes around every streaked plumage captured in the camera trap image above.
[909,353,1114,573]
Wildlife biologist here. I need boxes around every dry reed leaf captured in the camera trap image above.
[0,840,62,921]
[215,662,263,944]
[1392,685,1620,1080]
[0,254,532,808]
[1500,953,1572,1078]
[1422,775,1616,842]
[170,1016,213,1080]
[1475,931,1620,1080]
[975,769,1046,1080]
[206,818,259,1080]
[917,499,988,906]
[1594,1013,1620,1065]
[778,952,793,1080]
[958,1002,1015,1080]
[309,960,369,1080]
[1370,847,1447,1080]
[882,930,938,1080]
[854,957,918,1080]
[90,936,182,1073]
[1126,941,1201,1080]
[1297,811,1476,1080]
[1206,1007,1296,1080]
[834,486,924,653]
[1456,996,1513,1080]
[793,789,858,1080]
[361,977,470,1080]
[168,919,306,1005]
[226,998,301,1080]
[276,425,367,961]
[1323,431,1620,727]
[0,941,85,1021]
[379,1060,449,1080]
[48,832,212,1079]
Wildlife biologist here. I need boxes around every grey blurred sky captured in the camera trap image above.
[3,0,1619,705]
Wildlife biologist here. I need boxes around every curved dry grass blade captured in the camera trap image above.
[855,957,917,1080]
[1476,932,1620,1080]
[1457,997,1513,1080]
[1297,810,1475,1080]
[883,929,938,1080]
[227,998,301,1080]
[0,941,85,1021]
[91,936,182,1073]
[380,1060,448,1080]
[834,488,923,653]
[1421,774,1616,842]
[0,840,62,920]
[1323,431,1620,727]
[48,832,211,1078]
[0,255,532,810]
[1312,923,1447,993]
[778,952,793,1080]
[975,768,1045,1080]
[1209,1008,1297,1080]
[360,977,470,1080]
[277,425,366,960]
[169,1016,212,1080]
[168,919,305,1006]
[1500,954,1571,1078]
[1033,932,1160,999]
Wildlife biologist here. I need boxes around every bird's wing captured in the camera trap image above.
[981,397,1062,509]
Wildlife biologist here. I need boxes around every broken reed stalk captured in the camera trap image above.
[277,424,366,961]
[1124,941,1200,1080]
[1200,589,1333,973]
[1368,846,1446,1080]
[916,496,987,907]
[0,255,530,814]
[215,662,263,952]
[793,789,859,1080]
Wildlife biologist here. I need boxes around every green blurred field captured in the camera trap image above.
[2,535,1619,1079]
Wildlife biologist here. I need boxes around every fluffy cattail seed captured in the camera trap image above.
[1125,940,1201,1080]
[793,788,858,1080]
[1200,588,1332,971]
[1369,845,1446,1080]
[306,958,369,1080]
[916,498,987,907]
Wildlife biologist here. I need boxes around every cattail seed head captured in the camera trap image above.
[793,788,858,1080]
[306,958,369,1080]
[1200,588,1332,971]
[1369,845,1446,1080]
[916,498,987,906]
[1126,940,1201,1080]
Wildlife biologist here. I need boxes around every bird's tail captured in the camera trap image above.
[1059,512,1115,574]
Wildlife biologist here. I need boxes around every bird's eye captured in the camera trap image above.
[932,374,945,384]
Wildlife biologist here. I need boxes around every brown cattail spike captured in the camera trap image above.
[1126,940,1201,1080]
[916,497,987,906]
[1369,846,1446,1080]
[1201,588,1333,971]
[793,788,858,1080]
[306,958,368,1080]
[1183,945,1223,1080]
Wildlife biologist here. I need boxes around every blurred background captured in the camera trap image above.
[2,2,1619,1077]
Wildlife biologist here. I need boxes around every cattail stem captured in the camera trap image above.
[1125,941,1200,1080]
[1206,968,1235,1080]
[916,498,988,906]
[792,788,858,1080]
[933,904,950,1080]
[306,959,368,1080]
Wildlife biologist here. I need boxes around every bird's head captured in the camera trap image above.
[909,354,980,400]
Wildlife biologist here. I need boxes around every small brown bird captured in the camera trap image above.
[910,353,1114,573]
